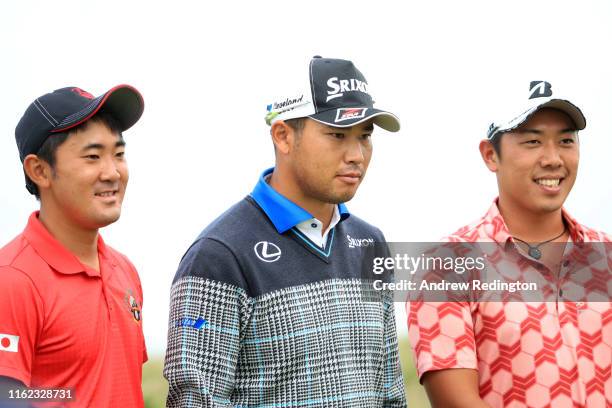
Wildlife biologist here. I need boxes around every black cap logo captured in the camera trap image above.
[310,58,373,112]
[529,81,552,99]
[487,123,499,139]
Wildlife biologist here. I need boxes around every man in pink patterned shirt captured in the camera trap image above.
[408,81,611,407]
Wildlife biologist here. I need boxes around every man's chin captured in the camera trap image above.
[326,190,358,205]
[533,197,566,215]
[91,210,122,229]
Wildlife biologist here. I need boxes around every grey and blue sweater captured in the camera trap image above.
[163,168,406,407]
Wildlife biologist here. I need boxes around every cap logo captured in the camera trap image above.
[326,77,369,102]
[529,81,552,99]
[268,95,305,114]
[487,123,499,139]
[72,88,94,99]
[335,108,367,123]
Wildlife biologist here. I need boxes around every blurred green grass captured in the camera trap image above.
[142,336,430,407]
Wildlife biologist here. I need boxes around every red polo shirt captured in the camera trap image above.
[0,212,146,407]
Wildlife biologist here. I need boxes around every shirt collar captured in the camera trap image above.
[483,198,586,244]
[23,211,105,277]
[295,204,342,240]
[250,167,350,233]
[296,204,343,232]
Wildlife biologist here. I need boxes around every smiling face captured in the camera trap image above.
[491,108,579,216]
[41,120,129,230]
[288,118,374,205]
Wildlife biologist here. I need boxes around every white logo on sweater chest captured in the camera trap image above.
[254,241,282,262]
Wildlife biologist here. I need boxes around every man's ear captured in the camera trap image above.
[270,121,295,155]
[479,139,499,172]
[23,154,52,190]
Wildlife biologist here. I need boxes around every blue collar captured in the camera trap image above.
[250,167,350,234]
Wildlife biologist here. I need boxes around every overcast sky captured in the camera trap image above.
[2,0,611,355]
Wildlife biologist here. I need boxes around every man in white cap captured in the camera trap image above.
[408,81,611,407]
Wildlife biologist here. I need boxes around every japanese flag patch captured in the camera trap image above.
[0,334,19,352]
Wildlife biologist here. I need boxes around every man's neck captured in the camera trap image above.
[268,170,335,231]
[497,197,566,242]
[38,206,100,271]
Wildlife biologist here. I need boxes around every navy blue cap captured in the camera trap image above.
[15,85,144,162]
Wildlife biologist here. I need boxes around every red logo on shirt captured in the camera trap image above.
[124,290,142,323]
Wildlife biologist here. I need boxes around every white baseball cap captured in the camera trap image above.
[487,80,586,140]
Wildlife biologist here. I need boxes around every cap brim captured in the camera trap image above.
[495,98,586,137]
[538,99,586,130]
[51,84,144,133]
[309,107,400,132]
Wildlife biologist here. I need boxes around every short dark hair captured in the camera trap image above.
[271,117,306,154]
[489,133,503,159]
[25,110,123,199]
[284,117,306,134]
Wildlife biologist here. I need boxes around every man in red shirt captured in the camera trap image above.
[408,81,611,407]
[0,86,147,407]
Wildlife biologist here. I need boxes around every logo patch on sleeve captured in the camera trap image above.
[175,317,209,330]
[0,334,19,353]
[335,108,367,123]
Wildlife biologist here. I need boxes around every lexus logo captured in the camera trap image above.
[253,241,282,262]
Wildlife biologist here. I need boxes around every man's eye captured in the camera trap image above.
[328,133,345,139]
[561,138,575,145]
[361,134,372,141]
[84,155,100,160]
[524,140,540,145]
[116,151,125,158]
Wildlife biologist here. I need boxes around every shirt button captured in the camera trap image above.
[562,260,570,267]
[311,223,318,228]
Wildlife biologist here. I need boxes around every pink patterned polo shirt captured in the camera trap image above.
[407,199,611,407]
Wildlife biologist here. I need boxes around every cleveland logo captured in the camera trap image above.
[346,234,374,248]
[335,108,367,123]
[529,81,552,99]
[267,95,305,114]
[326,77,369,102]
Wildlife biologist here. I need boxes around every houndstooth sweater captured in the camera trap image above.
[163,171,406,408]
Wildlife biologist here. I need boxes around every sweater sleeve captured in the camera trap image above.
[163,238,253,407]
